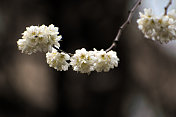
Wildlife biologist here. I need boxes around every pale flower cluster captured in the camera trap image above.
[46,48,119,73]
[17,24,62,54]
[70,48,119,73]
[137,8,176,43]
[70,48,96,73]
[46,48,70,71]
[93,49,119,72]
[17,25,120,73]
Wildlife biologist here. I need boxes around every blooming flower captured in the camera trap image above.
[70,48,119,73]
[93,49,119,72]
[17,24,61,54]
[70,48,96,74]
[137,8,176,43]
[46,48,70,71]
[168,9,176,19]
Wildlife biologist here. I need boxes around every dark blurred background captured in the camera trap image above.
[1,0,176,117]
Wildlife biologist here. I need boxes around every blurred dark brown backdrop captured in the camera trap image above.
[0,0,176,117]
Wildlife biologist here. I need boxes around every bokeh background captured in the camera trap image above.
[0,0,176,116]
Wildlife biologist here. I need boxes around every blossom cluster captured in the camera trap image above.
[46,48,119,73]
[70,48,119,73]
[46,48,70,71]
[17,24,119,73]
[17,24,61,55]
[137,8,176,43]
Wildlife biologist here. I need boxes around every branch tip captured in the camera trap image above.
[105,0,142,52]
[164,0,172,15]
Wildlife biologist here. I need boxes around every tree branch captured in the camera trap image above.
[105,0,142,52]
[53,46,73,56]
[164,0,172,15]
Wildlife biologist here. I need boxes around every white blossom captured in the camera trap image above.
[17,24,62,55]
[137,8,176,43]
[46,48,70,71]
[93,49,119,72]
[70,48,96,74]
[70,48,119,73]
[168,9,176,19]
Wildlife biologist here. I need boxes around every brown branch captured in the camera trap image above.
[105,0,142,52]
[164,0,172,15]
[53,46,73,56]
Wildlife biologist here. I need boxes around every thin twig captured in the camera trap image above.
[53,46,73,56]
[105,0,142,52]
[164,0,172,15]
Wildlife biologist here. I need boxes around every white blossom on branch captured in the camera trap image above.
[70,48,119,74]
[70,48,96,74]
[94,49,119,72]
[46,48,70,71]
[17,24,62,55]
[137,8,176,43]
